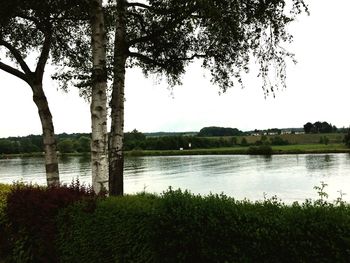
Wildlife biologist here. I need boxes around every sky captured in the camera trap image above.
[1,0,350,138]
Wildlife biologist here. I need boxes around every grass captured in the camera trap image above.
[125,144,350,156]
[272,143,350,154]
[208,133,346,145]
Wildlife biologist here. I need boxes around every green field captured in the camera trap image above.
[125,143,350,157]
[260,133,343,144]
[125,133,348,156]
[203,133,346,145]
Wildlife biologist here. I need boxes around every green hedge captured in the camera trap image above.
[2,184,350,262]
[57,189,350,263]
[247,145,273,155]
[0,184,12,261]
[4,182,98,263]
[57,193,158,263]
[0,184,12,215]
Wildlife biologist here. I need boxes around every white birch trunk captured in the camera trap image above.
[90,0,109,193]
[32,83,60,186]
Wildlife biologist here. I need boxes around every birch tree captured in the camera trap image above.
[90,0,109,193]
[0,0,89,186]
[53,0,308,195]
[106,0,308,195]
[0,1,60,185]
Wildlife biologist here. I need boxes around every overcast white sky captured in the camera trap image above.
[0,0,349,138]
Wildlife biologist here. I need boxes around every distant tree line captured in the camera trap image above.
[124,129,239,151]
[198,127,244,137]
[0,130,247,154]
[0,134,91,155]
[303,121,337,134]
[2,124,348,155]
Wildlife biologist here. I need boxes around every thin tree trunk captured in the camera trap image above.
[90,0,109,193]
[109,0,127,196]
[31,83,59,186]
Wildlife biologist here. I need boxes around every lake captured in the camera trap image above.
[1,153,350,203]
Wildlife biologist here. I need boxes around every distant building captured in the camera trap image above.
[281,130,292,135]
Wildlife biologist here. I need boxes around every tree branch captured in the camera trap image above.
[17,13,44,31]
[128,52,165,67]
[0,62,30,84]
[127,7,196,47]
[35,29,52,78]
[126,2,151,9]
[129,52,207,67]
[0,39,32,75]
[129,12,146,33]
[175,53,207,61]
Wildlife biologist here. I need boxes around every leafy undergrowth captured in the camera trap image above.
[58,184,350,263]
[4,181,101,263]
[1,182,350,262]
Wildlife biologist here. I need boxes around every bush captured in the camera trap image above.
[58,139,75,153]
[57,189,350,262]
[345,129,350,148]
[320,136,330,145]
[248,145,273,155]
[270,136,289,146]
[240,137,248,146]
[5,181,98,263]
[57,193,158,263]
[0,184,12,260]
[0,184,12,215]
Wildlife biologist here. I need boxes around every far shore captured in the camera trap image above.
[1,144,350,159]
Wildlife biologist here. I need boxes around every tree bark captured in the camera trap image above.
[109,0,127,196]
[90,0,109,193]
[31,83,59,186]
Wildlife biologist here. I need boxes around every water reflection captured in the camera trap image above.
[124,157,146,177]
[78,154,90,163]
[305,154,334,170]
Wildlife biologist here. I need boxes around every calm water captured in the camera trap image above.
[1,154,350,203]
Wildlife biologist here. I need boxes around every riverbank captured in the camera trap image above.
[1,144,350,159]
[126,144,350,156]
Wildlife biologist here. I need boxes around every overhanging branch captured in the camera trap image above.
[126,2,151,9]
[35,30,52,78]
[0,62,30,84]
[127,7,196,47]
[128,52,165,67]
[129,52,207,67]
[175,53,207,61]
[17,13,44,31]
[0,39,32,75]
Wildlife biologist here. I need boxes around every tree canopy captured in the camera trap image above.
[1,0,309,194]
[198,127,243,137]
[58,0,308,95]
[303,121,337,134]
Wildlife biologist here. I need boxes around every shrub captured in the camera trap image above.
[5,181,98,263]
[57,189,350,262]
[0,184,12,215]
[345,129,350,148]
[57,193,158,263]
[240,137,248,146]
[270,136,289,146]
[248,145,273,155]
[0,184,12,260]
[58,139,75,153]
[320,136,330,145]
